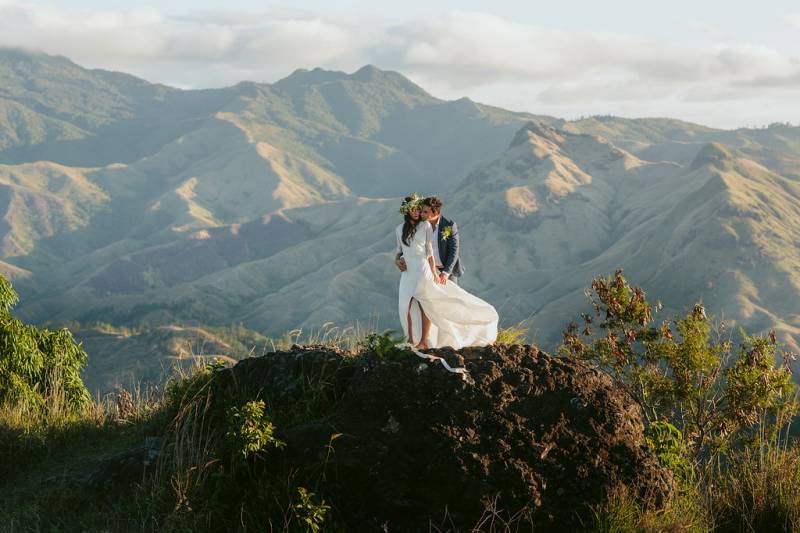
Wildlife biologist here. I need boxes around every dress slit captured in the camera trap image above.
[404,297,425,345]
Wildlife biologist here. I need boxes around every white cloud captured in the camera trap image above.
[0,2,799,128]
[0,3,381,76]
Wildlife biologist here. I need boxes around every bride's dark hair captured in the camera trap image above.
[401,195,420,246]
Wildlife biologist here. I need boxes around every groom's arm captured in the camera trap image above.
[441,222,460,278]
[395,252,406,271]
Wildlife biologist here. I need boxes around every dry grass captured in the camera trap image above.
[589,421,800,533]
[266,321,376,353]
[590,484,711,533]
[495,321,530,345]
[0,368,169,532]
[709,438,800,532]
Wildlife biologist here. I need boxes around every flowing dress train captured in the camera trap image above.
[396,221,498,349]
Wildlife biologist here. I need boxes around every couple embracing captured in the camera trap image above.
[393,195,498,351]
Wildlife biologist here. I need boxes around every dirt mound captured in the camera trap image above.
[219,344,672,531]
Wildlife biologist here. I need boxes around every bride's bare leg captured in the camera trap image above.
[406,299,415,344]
[416,305,431,350]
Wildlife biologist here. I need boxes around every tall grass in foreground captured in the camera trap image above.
[0,367,170,532]
[590,428,800,532]
[0,369,105,478]
[0,367,165,474]
[590,483,712,533]
[708,426,800,532]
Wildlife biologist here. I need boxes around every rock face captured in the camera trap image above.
[220,344,672,531]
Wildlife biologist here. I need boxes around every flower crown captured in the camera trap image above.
[399,194,424,215]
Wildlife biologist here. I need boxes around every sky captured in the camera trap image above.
[1,0,799,129]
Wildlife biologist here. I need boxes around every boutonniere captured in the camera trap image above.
[441,225,453,240]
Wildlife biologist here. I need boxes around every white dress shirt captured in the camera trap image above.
[430,218,451,279]
[430,219,442,267]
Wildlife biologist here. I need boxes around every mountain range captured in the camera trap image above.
[2,47,800,391]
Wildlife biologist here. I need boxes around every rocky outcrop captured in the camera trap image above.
[218,344,673,531]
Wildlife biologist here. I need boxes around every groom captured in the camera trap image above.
[395,196,463,285]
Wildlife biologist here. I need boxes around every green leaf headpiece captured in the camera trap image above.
[399,193,424,215]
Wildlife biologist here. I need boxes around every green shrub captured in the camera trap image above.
[293,487,330,533]
[0,275,89,412]
[644,420,691,480]
[360,329,407,359]
[225,399,285,461]
[561,270,798,465]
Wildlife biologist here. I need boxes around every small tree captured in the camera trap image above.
[561,270,797,465]
[0,275,89,412]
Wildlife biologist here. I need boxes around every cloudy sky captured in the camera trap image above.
[1,0,799,129]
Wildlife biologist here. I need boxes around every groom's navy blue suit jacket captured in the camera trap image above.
[435,215,464,279]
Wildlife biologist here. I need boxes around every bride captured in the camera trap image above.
[395,194,498,350]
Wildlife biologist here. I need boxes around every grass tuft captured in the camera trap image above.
[495,321,529,345]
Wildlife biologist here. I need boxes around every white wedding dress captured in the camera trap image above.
[396,221,498,349]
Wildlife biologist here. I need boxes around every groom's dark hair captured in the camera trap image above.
[423,196,443,214]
